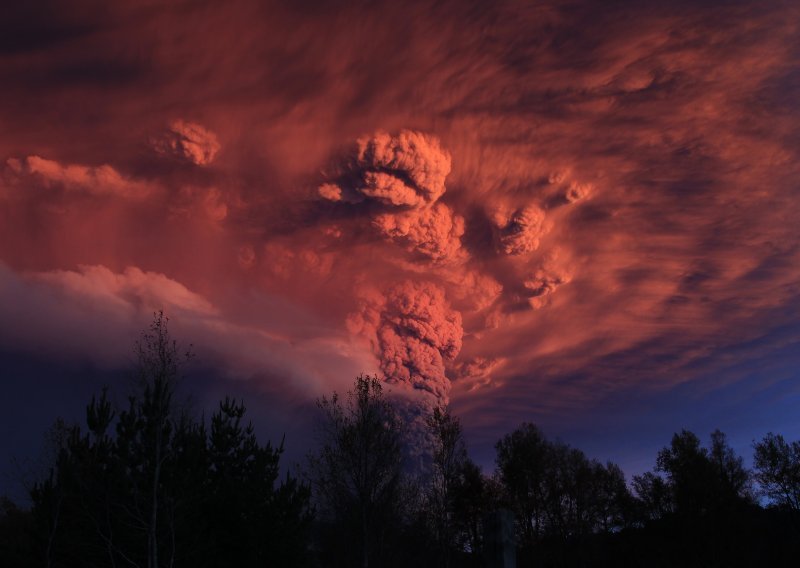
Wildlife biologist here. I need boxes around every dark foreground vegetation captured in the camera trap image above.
[2,314,799,567]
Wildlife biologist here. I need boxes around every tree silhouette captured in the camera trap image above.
[449,459,499,560]
[753,432,800,515]
[307,375,405,568]
[29,312,310,568]
[495,423,549,548]
[624,429,766,567]
[655,429,752,518]
[631,471,672,521]
[125,312,187,568]
[10,315,800,568]
[495,422,632,566]
[203,397,311,566]
[0,496,35,568]
[709,429,753,503]
[425,406,470,566]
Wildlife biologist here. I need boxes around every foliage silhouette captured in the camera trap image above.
[27,312,310,568]
[753,432,800,514]
[425,406,482,566]
[495,423,633,566]
[306,374,406,568]
[2,326,799,567]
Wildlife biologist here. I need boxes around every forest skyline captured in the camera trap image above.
[4,317,798,566]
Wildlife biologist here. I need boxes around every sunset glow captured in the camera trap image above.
[2,0,799,491]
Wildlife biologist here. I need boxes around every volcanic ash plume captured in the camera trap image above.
[347,281,463,402]
[319,130,465,264]
[566,181,592,203]
[152,120,221,166]
[444,268,503,312]
[523,267,572,309]
[451,356,505,391]
[491,204,547,255]
[372,202,465,263]
[319,130,452,208]
[357,130,451,205]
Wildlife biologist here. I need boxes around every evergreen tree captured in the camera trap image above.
[29,312,311,568]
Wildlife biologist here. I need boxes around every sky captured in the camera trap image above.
[1,0,799,498]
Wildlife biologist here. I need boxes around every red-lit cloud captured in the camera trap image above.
[8,156,150,198]
[319,130,451,207]
[0,0,798,447]
[491,205,548,256]
[151,120,221,166]
[372,203,465,263]
[347,281,463,402]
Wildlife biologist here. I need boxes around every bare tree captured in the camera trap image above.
[308,375,404,568]
[426,406,468,566]
[131,311,185,568]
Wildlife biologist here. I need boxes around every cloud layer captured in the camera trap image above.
[151,120,221,166]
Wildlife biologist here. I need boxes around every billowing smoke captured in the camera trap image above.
[318,182,348,202]
[319,129,451,207]
[347,281,463,402]
[357,130,451,204]
[491,204,547,255]
[263,241,335,281]
[451,356,505,391]
[523,267,572,309]
[316,131,576,401]
[444,268,503,312]
[566,181,592,203]
[372,202,465,263]
[152,120,221,166]
[549,170,592,203]
[319,129,465,265]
